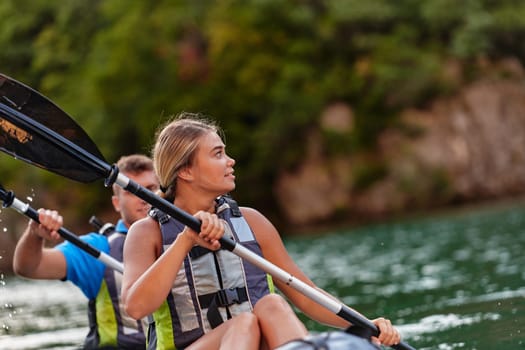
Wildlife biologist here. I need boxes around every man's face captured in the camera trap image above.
[112,170,159,227]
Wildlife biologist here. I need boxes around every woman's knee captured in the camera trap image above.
[253,294,308,348]
[231,311,259,333]
[253,294,293,317]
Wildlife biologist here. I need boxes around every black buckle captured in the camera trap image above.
[217,288,240,306]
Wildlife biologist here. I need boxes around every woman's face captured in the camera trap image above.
[187,131,236,196]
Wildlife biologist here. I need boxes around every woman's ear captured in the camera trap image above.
[177,165,193,181]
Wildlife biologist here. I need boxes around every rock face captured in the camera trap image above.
[398,80,525,198]
[275,78,525,225]
[274,103,354,225]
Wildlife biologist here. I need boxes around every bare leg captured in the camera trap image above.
[187,312,260,350]
[254,294,308,349]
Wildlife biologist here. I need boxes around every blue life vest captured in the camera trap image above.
[85,225,147,349]
[147,196,273,349]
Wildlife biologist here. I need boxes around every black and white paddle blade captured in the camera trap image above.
[0,73,107,182]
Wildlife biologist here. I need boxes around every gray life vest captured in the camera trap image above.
[85,224,147,350]
[147,196,273,350]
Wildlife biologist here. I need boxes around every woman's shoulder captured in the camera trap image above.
[128,216,160,238]
[134,214,158,226]
[239,206,264,220]
[239,206,278,234]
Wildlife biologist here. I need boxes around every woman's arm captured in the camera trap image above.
[121,216,192,319]
[241,207,349,328]
[122,211,224,320]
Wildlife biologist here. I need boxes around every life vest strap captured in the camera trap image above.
[221,196,242,217]
[198,287,249,329]
[198,287,248,308]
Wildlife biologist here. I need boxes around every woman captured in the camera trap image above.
[121,113,401,349]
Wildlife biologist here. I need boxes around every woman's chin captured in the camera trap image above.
[224,182,236,194]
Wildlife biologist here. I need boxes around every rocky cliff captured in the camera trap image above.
[275,75,525,226]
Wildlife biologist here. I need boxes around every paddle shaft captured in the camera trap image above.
[0,100,414,350]
[114,166,414,350]
[0,186,123,273]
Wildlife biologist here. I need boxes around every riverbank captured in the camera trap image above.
[285,192,525,236]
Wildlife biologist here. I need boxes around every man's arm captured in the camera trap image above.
[13,210,67,280]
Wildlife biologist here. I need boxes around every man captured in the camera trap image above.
[13,154,159,350]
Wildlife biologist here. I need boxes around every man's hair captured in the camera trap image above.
[112,154,154,194]
[116,154,154,175]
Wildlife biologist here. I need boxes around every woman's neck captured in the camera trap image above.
[174,192,217,214]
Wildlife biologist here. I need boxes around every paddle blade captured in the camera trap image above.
[0,73,107,183]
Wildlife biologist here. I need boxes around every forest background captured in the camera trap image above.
[2,0,525,272]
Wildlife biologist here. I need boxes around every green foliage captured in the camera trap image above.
[1,0,524,220]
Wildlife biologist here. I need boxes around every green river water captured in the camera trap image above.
[1,201,524,349]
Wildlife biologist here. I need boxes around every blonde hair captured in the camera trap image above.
[152,112,219,200]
